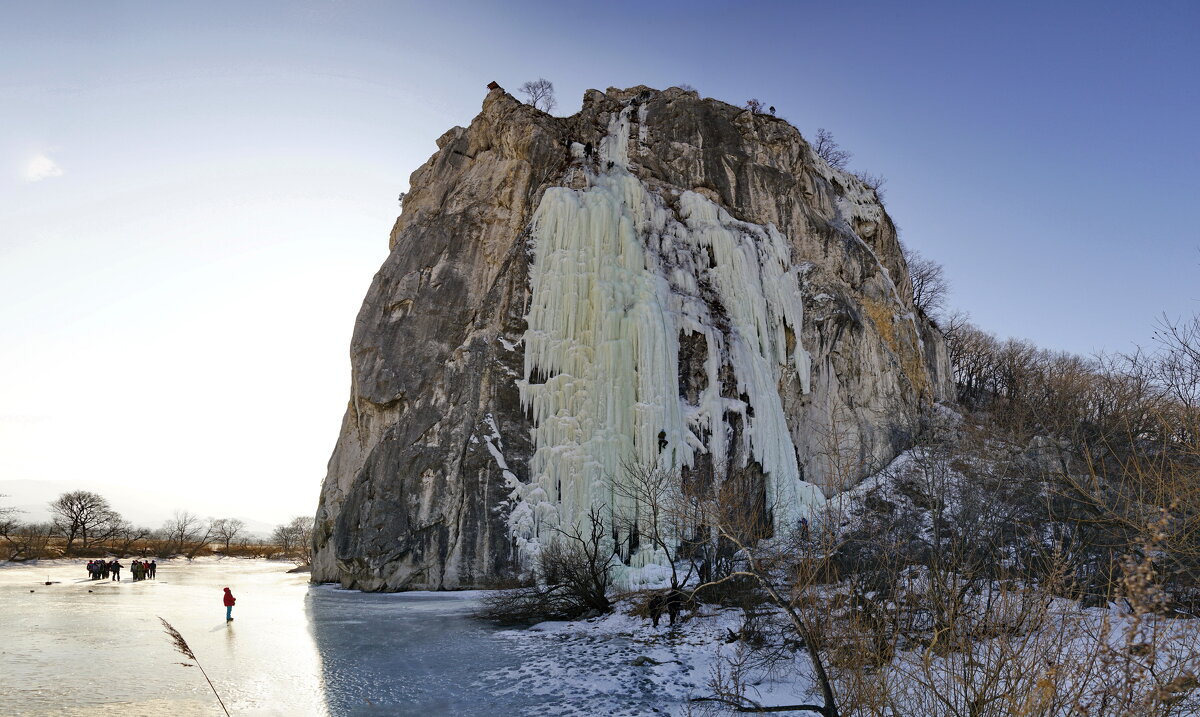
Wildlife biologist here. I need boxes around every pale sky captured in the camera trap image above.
[2,1,1197,527]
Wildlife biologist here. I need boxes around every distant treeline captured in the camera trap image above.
[0,492,313,563]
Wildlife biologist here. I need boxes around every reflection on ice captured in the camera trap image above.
[308,587,526,715]
[1,558,329,717]
[1,559,692,716]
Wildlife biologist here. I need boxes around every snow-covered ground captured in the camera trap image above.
[480,603,814,716]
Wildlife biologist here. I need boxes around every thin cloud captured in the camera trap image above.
[24,153,63,182]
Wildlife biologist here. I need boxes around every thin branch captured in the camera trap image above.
[690,695,827,714]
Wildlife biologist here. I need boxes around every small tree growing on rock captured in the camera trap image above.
[519,78,556,113]
[853,170,887,198]
[901,242,951,322]
[813,128,852,170]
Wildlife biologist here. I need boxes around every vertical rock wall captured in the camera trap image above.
[313,86,953,590]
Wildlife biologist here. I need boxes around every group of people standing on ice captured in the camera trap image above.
[85,558,156,581]
[128,559,156,580]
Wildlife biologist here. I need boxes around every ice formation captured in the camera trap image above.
[510,107,824,579]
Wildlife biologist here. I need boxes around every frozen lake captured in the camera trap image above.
[0,559,556,716]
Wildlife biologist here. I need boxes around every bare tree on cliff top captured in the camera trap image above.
[519,78,556,113]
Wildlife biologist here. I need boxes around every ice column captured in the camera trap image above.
[511,106,824,572]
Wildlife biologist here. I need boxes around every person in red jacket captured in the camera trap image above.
[223,587,236,621]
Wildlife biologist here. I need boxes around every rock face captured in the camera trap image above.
[312,85,953,591]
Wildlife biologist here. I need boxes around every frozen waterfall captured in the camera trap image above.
[510,106,824,583]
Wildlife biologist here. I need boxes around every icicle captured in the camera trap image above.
[510,103,824,586]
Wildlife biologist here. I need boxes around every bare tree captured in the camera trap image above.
[813,128,852,170]
[692,492,843,716]
[211,518,246,551]
[111,521,152,556]
[272,516,315,563]
[609,461,706,590]
[744,98,764,113]
[901,242,951,321]
[1150,313,1200,413]
[49,490,120,553]
[0,495,19,537]
[162,510,214,557]
[2,521,55,561]
[518,78,556,113]
[2,496,31,559]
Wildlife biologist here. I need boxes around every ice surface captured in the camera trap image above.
[2,559,752,716]
[1,558,328,716]
[5,559,767,716]
[0,560,570,716]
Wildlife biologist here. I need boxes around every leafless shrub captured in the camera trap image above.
[479,506,612,623]
[685,480,844,716]
[853,170,887,198]
[1,521,55,560]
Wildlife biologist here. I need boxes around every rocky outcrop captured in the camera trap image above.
[312,85,953,590]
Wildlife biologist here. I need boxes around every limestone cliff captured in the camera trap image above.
[312,85,953,590]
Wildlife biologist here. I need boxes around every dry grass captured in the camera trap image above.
[159,617,231,716]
